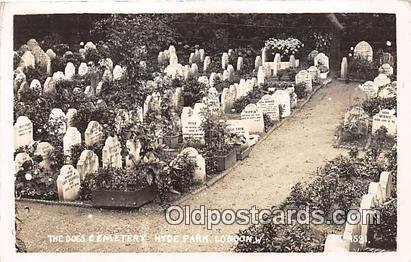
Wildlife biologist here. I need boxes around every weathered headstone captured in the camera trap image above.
[373,73,391,88]
[66,108,77,128]
[179,147,206,183]
[257,66,265,85]
[295,70,313,92]
[379,171,393,201]
[203,56,211,72]
[222,52,229,69]
[85,121,104,147]
[199,49,205,62]
[63,127,81,156]
[49,108,67,135]
[78,62,89,77]
[35,142,54,170]
[372,109,396,136]
[289,55,296,68]
[240,104,265,133]
[14,153,32,174]
[368,182,383,205]
[354,41,373,62]
[14,116,34,150]
[273,90,291,118]
[64,62,75,80]
[256,94,279,121]
[379,63,393,76]
[29,79,42,92]
[359,81,378,98]
[341,57,348,79]
[237,57,244,71]
[21,51,35,69]
[125,139,141,169]
[182,114,204,143]
[314,53,329,69]
[57,165,81,201]
[76,150,99,180]
[255,56,262,70]
[102,135,123,168]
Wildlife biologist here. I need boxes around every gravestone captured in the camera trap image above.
[237,57,244,71]
[290,92,298,108]
[49,108,67,135]
[368,182,383,205]
[129,107,144,124]
[84,41,96,51]
[226,120,250,141]
[102,69,113,82]
[182,114,205,143]
[179,147,206,184]
[314,53,329,69]
[222,52,229,69]
[21,51,35,69]
[14,116,34,150]
[379,171,392,201]
[78,62,89,77]
[64,62,75,80]
[189,53,195,64]
[35,142,54,171]
[57,165,81,201]
[341,57,348,79]
[115,109,130,133]
[227,65,234,81]
[372,109,396,136]
[307,66,319,83]
[158,51,166,65]
[14,153,32,174]
[66,108,77,127]
[273,90,291,118]
[257,66,265,85]
[85,121,104,146]
[289,55,296,68]
[76,150,99,180]
[255,56,262,70]
[43,77,55,94]
[342,220,362,251]
[359,81,378,98]
[113,65,124,80]
[63,127,81,156]
[206,87,220,113]
[240,104,265,133]
[46,49,56,60]
[359,194,376,249]
[203,56,211,72]
[256,94,279,121]
[378,84,396,98]
[191,63,199,77]
[125,139,142,169]
[354,41,373,62]
[102,135,123,168]
[52,71,65,82]
[199,49,205,62]
[379,63,393,76]
[198,76,209,86]
[222,70,230,81]
[29,79,42,92]
[169,54,178,65]
[221,88,234,114]
[295,70,312,92]
[373,73,391,88]
[380,52,394,66]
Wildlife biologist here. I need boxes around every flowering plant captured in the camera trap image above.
[264,37,304,60]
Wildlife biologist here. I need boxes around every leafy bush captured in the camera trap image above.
[362,97,397,118]
[348,58,379,81]
[294,82,308,99]
[235,223,325,252]
[368,199,397,250]
[232,88,266,113]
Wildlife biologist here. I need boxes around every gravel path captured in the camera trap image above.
[16,81,365,252]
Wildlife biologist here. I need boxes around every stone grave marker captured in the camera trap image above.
[354,41,373,61]
[125,139,142,169]
[314,53,329,69]
[35,142,54,171]
[21,51,35,69]
[273,90,291,118]
[341,57,348,79]
[78,62,88,77]
[14,153,32,174]
[66,108,77,127]
[255,56,262,70]
[240,104,265,133]
[256,94,279,121]
[237,57,244,71]
[372,109,396,136]
[295,70,312,92]
[64,62,75,80]
[85,121,104,147]
[182,114,205,143]
[373,73,391,88]
[359,81,378,98]
[76,150,99,180]
[257,66,265,85]
[203,56,211,72]
[368,182,383,205]
[102,135,123,168]
[29,79,42,92]
[14,116,34,150]
[63,127,81,156]
[379,63,393,76]
[222,52,229,69]
[57,165,81,201]
[179,147,206,184]
[379,171,393,201]
[49,108,67,135]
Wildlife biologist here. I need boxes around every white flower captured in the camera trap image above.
[25,173,32,181]
[386,41,392,46]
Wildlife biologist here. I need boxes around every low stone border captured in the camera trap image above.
[16,79,332,210]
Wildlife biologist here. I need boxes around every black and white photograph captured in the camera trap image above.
[1,1,411,260]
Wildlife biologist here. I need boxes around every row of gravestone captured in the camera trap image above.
[324,171,393,252]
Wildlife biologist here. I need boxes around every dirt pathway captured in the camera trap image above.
[16,81,365,252]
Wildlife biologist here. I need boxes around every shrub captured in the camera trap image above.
[368,199,397,250]
[362,97,397,118]
[348,58,379,81]
[294,82,308,99]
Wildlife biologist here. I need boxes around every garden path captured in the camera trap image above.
[16,80,365,252]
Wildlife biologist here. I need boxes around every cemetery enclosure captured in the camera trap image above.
[15,81,362,252]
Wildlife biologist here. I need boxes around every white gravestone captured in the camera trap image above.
[359,81,378,98]
[76,150,99,180]
[241,104,265,133]
[373,74,391,89]
[78,62,89,77]
[179,147,206,184]
[273,90,291,118]
[354,41,373,62]
[113,65,124,80]
[379,171,393,202]
[102,135,123,168]
[14,116,34,150]
[314,53,329,69]
[35,142,54,171]
[257,94,279,121]
[49,108,67,135]
[295,70,313,92]
[14,153,32,174]
[29,79,42,92]
[182,114,205,143]
[125,139,141,169]
[372,109,396,136]
[64,62,75,80]
[84,121,104,146]
[57,165,81,201]
[63,127,81,156]
[66,108,77,127]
